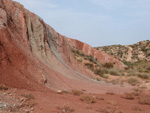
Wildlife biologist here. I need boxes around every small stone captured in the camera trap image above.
[62,109,66,113]
[31,108,34,111]
[9,94,12,96]
[57,90,62,94]
[20,97,25,102]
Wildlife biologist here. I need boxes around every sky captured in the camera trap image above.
[14,0,150,47]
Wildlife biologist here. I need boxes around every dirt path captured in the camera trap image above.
[127,47,133,61]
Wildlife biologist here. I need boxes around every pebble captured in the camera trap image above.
[31,108,34,111]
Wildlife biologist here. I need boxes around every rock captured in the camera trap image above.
[57,90,62,94]
[0,8,7,29]
[31,108,34,111]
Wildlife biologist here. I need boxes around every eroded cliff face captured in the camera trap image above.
[67,39,124,69]
[0,0,126,93]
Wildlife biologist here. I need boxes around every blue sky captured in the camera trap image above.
[14,0,150,46]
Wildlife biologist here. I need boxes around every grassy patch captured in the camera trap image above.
[107,100,117,106]
[84,63,94,71]
[106,92,115,95]
[94,68,108,78]
[127,77,139,85]
[71,90,83,96]
[137,73,149,79]
[80,95,96,104]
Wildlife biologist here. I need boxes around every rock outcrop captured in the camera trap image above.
[0,0,128,93]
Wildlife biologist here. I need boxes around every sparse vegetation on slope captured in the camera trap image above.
[71,48,123,79]
[96,40,150,62]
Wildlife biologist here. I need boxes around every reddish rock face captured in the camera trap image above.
[67,39,124,69]
[0,0,128,93]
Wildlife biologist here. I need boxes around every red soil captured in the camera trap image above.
[0,0,149,113]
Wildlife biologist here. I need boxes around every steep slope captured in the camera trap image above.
[0,0,132,94]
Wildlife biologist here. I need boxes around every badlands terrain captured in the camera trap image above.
[0,0,150,113]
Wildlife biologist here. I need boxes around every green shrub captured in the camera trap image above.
[109,70,120,76]
[103,62,114,69]
[94,68,108,78]
[123,61,134,68]
[85,63,94,71]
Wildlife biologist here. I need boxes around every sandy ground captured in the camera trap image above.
[0,85,150,113]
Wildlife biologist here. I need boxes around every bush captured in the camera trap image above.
[109,70,120,76]
[103,62,114,69]
[94,68,104,75]
[85,63,94,71]
[71,48,85,57]
[127,77,139,85]
[137,74,149,79]
[0,84,8,91]
[80,95,96,104]
[94,68,108,78]
[71,90,83,96]
[123,61,134,68]
[77,58,83,63]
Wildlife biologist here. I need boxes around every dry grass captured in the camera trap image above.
[107,100,117,106]
[71,90,83,96]
[21,94,35,101]
[139,94,150,105]
[103,62,114,69]
[137,73,149,79]
[57,105,75,113]
[132,88,143,96]
[0,84,8,91]
[99,106,123,113]
[121,93,134,100]
[106,92,115,95]
[61,90,70,94]
[96,97,104,100]
[127,77,139,85]
[80,95,96,104]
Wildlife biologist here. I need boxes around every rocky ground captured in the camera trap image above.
[0,85,150,113]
